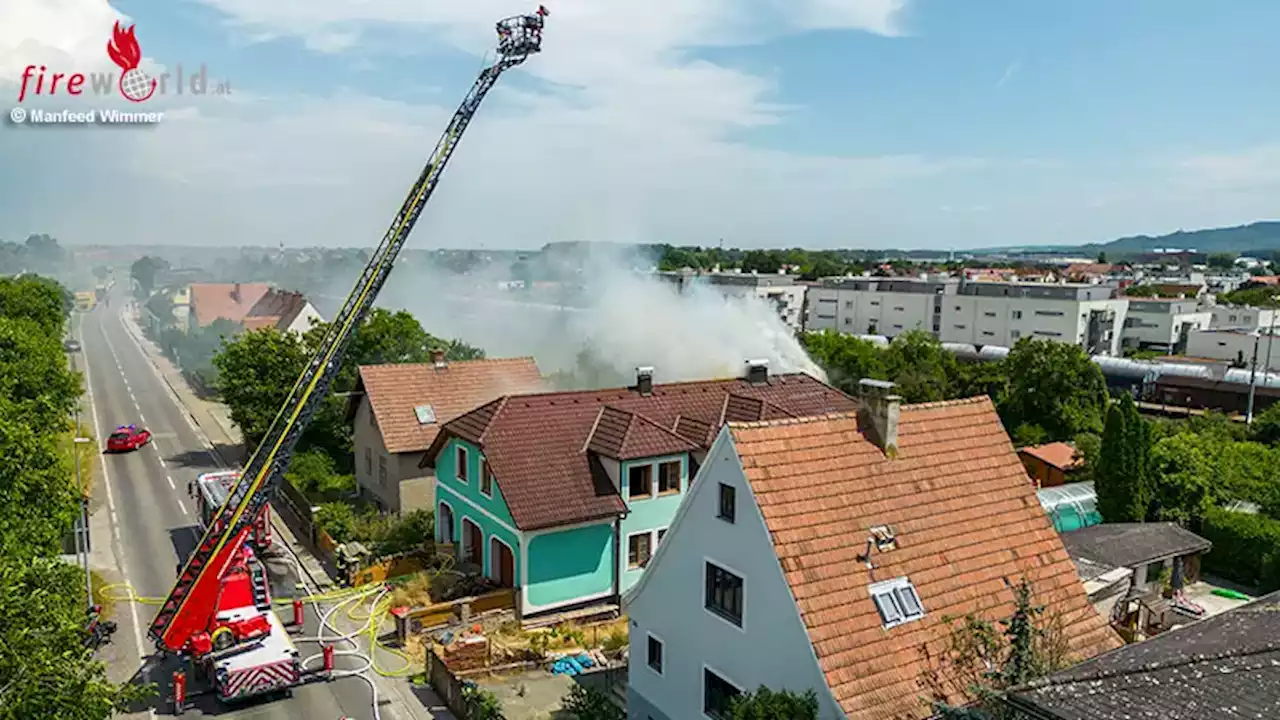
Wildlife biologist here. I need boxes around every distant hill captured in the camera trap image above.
[1095,221,1280,256]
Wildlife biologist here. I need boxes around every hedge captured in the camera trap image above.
[1199,507,1280,592]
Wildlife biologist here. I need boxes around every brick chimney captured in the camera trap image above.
[858,378,901,458]
[430,349,447,369]
[636,366,654,396]
[744,359,769,386]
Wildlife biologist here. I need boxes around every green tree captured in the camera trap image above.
[0,402,79,556]
[883,330,959,403]
[0,316,81,432]
[729,686,820,720]
[800,330,888,395]
[213,327,310,447]
[1250,403,1280,445]
[1095,395,1153,523]
[1000,339,1108,442]
[560,683,625,720]
[129,256,168,299]
[0,275,70,336]
[953,360,1008,404]
[1206,252,1237,270]
[1095,251,1107,264]
[1123,284,1161,298]
[315,502,358,543]
[1068,432,1102,483]
[461,684,505,720]
[1148,432,1217,524]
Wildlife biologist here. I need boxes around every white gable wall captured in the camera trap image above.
[285,301,324,335]
[624,427,843,720]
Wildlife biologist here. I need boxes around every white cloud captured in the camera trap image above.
[1175,144,1280,191]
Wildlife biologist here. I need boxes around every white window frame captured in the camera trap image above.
[869,576,926,629]
[437,500,455,544]
[480,457,493,498]
[627,530,654,570]
[702,663,745,720]
[456,444,469,485]
[646,632,664,676]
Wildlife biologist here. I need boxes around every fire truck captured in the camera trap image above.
[149,10,548,714]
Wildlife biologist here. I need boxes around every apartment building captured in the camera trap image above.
[1121,298,1212,353]
[806,277,1128,355]
[1207,304,1279,331]
[656,271,806,330]
[1184,327,1280,372]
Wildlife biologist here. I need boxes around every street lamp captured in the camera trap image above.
[1245,295,1280,425]
[73,435,93,607]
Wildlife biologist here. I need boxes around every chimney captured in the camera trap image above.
[858,378,901,457]
[744,359,769,386]
[231,282,241,303]
[430,349,447,369]
[636,366,655,396]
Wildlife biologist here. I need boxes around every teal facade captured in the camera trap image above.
[619,454,688,592]
[433,434,694,614]
[435,437,521,583]
[526,522,616,611]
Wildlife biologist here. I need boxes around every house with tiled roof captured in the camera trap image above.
[186,282,271,330]
[345,353,544,514]
[242,289,323,335]
[1018,441,1082,489]
[418,362,858,618]
[625,380,1122,720]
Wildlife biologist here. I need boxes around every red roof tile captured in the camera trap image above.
[1018,442,1081,472]
[431,373,858,531]
[729,398,1122,720]
[354,359,544,454]
[188,282,270,327]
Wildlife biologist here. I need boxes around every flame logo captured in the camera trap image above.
[107,22,142,71]
[106,21,156,102]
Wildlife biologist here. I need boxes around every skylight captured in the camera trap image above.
[414,404,437,425]
[870,577,925,629]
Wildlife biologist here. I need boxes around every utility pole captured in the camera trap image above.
[1246,299,1280,425]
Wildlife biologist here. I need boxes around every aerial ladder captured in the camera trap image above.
[149,7,549,708]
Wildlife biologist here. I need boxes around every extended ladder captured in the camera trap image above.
[149,7,549,652]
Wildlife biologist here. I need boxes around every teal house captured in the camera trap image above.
[420,362,857,618]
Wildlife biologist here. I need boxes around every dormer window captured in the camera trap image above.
[870,577,925,629]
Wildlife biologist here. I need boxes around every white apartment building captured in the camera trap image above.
[1185,327,1280,372]
[1207,305,1279,331]
[657,271,807,330]
[1121,298,1212,353]
[806,278,1128,355]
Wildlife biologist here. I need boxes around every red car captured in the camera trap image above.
[106,424,151,452]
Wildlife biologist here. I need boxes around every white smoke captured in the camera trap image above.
[372,246,827,387]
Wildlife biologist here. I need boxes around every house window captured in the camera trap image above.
[1035,310,1065,317]
[647,635,663,674]
[984,311,996,317]
[703,668,742,720]
[364,447,372,476]
[378,455,387,487]
[954,324,966,330]
[1145,561,1165,584]
[843,317,851,326]
[658,461,681,495]
[718,483,736,523]
[870,300,880,306]
[456,446,469,484]
[629,464,653,498]
[1011,330,1021,339]
[844,300,853,309]
[656,528,667,546]
[870,577,926,629]
[628,532,652,569]
[480,458,493,497]
[1012,310,1023,319]
[705,562,744,626]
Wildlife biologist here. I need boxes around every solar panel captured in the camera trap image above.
[414,404,437,425]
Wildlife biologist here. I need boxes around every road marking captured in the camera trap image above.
[166,476,175,490]
[176,498,189,516]
[79,313,150,676]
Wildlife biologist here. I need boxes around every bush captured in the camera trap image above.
[560,684,624,720]
[1200,507,1280,592]
[315,502,358,544]
[461,684,505,720]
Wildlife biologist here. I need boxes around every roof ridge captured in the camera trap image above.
[477,396,510,443]
[627,409,699,447]
[728,410,858,429]
[900,395,991,412]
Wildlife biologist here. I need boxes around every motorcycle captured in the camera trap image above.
[84,604,118,649]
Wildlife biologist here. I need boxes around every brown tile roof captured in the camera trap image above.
[188,282,271,327]
[243,289,310,332]
[1065,263,1114,277]
[1018,442,1081,472]
[352,358,545,454]
[729,397,1122,720]
[430,373,858,531]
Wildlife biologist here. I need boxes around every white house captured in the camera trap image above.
[806,278,1128,355]
[1119,298,1212,353]
[1207,304,1279,331]
[624,380,1121,720]
[1184,327,1280,372]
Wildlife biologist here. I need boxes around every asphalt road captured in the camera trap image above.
[78,301,398,720]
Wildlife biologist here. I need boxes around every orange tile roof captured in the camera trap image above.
[188,282,270,327]
[1018,442,1082,472]
[353,359,545,454]
[729,397,1122,720]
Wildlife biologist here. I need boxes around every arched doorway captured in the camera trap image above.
[461,518,483,567]
[438,502,455,545]
[489,537,514,587]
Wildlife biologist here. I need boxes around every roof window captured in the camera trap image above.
[414,404,437,425]
[870,577,925,629]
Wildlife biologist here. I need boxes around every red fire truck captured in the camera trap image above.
[192,471,271,551]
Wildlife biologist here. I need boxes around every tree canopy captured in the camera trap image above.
[999,339,1108,444]
[1095,395,1154,523]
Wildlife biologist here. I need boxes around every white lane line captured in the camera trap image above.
[176,498,189,516]
[166,476,175,490]
[79,315,149,664]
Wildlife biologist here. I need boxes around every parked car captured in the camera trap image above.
[64,339,82,352]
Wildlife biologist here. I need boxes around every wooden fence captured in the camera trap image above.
[427,647,472,719]
[394,588,518,644]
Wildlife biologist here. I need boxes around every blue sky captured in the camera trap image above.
[1,0,1278,250]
